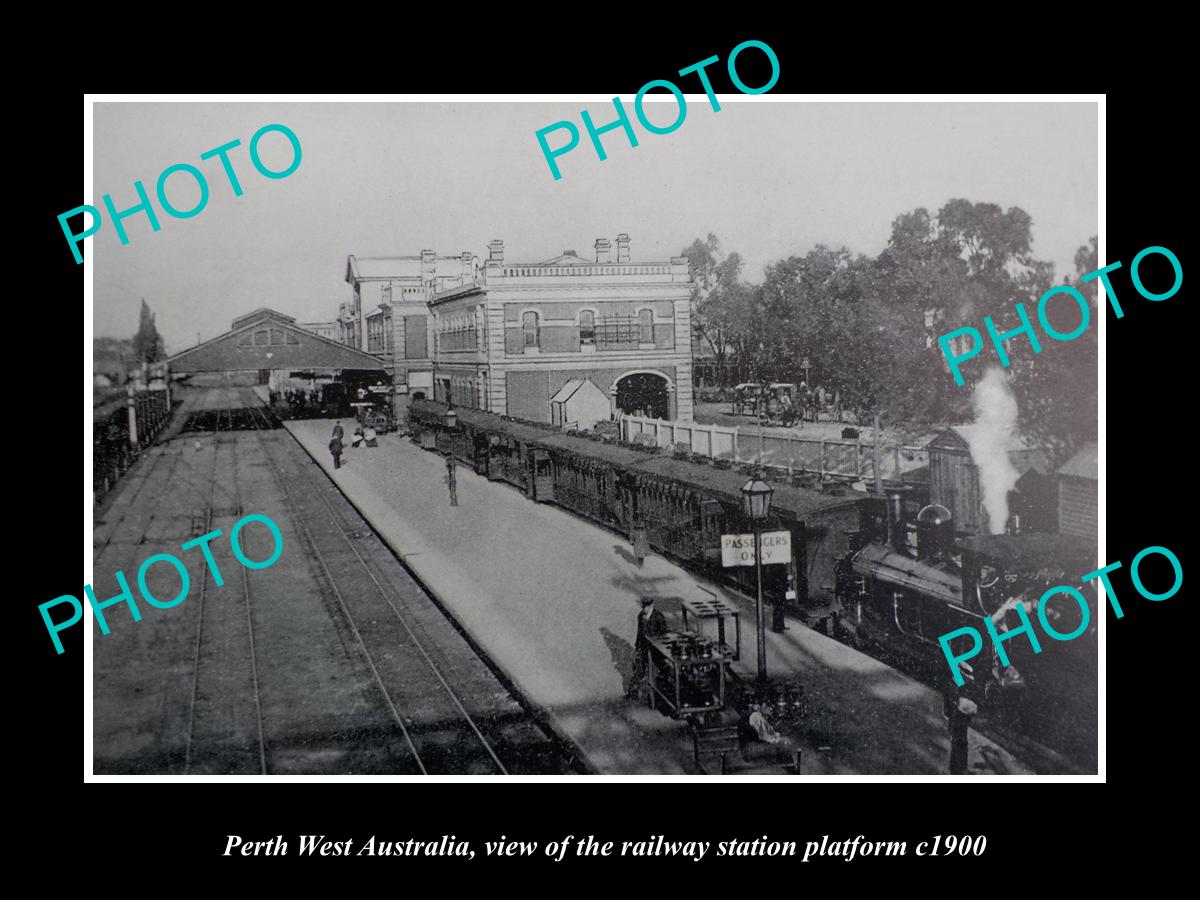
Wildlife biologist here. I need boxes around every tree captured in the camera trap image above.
[681,234,751,386]
[132,299,166,364]
[753,246,937,426]
[683,201,1070,435]
[1009,236,1098,456]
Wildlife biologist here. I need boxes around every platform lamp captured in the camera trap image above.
[742,473,774,684]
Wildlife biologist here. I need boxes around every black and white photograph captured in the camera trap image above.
[83,96,1101,779]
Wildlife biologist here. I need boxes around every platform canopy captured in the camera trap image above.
[168,309,386,373]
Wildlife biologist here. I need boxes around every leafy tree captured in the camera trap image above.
[753,246,936,426]
[684,201,1083,439]
[681,235,751,386]
[132,299,166,364]
[1010,236,1098,456]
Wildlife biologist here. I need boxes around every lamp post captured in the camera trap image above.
[742,473,775,684]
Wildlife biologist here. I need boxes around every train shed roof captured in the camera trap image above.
[168,312,386,373]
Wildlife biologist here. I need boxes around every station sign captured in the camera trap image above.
[720,531,791,567]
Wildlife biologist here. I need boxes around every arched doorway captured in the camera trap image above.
[614,371,670,419]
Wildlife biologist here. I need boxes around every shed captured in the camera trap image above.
[168,309,386,374]
[549,378,611,431]
[1057,442,1098,544]
[927,426,1052,536]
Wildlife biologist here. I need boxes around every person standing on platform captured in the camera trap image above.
[332,421,344,442]
[945,675,979,775]
[631,518,650,568]
[627,596,667,699]
[445,453,458,506]
[329,433,344,470]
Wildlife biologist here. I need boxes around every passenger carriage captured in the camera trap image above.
[407,400,863,615]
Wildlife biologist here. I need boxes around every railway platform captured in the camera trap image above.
[91,385,576,775]
[286,419,1033,776]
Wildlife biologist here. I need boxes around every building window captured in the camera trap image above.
[638,309,654,344]
[522,311,540,349]
[579,310,595,346]
[254,329,269,347]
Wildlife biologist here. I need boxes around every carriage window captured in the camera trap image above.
[522,311,540,349]
[638,309,654,344]
[579,310,595,346]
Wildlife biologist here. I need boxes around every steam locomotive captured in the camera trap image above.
[834,490,1098,749]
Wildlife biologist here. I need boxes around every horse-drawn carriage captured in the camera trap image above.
[730,382,801,427]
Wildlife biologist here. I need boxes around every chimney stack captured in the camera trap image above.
[595,238,612,264]
[488,239,505,263]
[420,249,436,282]
[616,233,630,263]
[461,250,474,279]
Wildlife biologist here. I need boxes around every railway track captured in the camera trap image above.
[245,403,503,774]
[231,386,570,774]
[93,441,186,559]
[183,385,268,774]
[97,383,577,774]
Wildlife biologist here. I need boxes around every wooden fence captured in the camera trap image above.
[619,415,927,482]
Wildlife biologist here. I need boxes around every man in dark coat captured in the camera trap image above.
[627,596,668,699]
[944,673,979,775]
[445,453,458,506]
[332,421,344,441]
[329,434,344,470]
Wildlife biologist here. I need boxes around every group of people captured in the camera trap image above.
[272,387,321,413]
[327,420,378,470]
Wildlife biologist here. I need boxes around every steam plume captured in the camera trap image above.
[966,367,1020,534]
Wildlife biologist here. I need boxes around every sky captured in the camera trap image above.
[92,100,1098,354]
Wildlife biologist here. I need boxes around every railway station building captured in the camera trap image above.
[341,251,479,414]
[428,235,695,427]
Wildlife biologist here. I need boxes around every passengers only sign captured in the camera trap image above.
[720,531,791,567]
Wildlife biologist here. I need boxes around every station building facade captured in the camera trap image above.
[341,251,478,412]
[428,235,694,426]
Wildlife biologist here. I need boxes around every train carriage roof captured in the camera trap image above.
[532,432,651,467]
[409,401,553,443]
[630,456,862,520]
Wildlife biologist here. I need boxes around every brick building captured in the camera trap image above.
[428,235,694,426]
[342,250,478,412]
